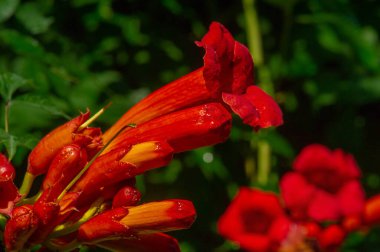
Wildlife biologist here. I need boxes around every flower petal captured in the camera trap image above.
[0,153,15,180]
[196,22,253,96]
[78,200,196,243]
[337,180,365,217]
[308,190,340,221]
[222,86,283,130]
[318,225,346,251]
[106,103,232,153]
[28,112,101,176]
[112,186,141,208]
[280,172,316,220]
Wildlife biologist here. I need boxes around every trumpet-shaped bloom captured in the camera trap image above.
[105,102,232,153]
[280,144,365,222]
[1,21,284,252]
[27,112,102,176]
[218,188,291,252]
[78,199,196,243]
[103,22,282,142]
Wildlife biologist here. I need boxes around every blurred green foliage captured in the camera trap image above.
[0,0,379,251]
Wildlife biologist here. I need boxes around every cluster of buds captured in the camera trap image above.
[0,22,283,251]
[218,144,380,252]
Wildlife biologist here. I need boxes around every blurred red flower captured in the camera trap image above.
[280,144,365,222]
[218,188,291,252]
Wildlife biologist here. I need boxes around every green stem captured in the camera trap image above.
[242,0,263,67]
[17,191,42,206]
[256,140,271,185]
[44,239,80,252]
[4,101,9,133]
[19,171,35,199]
[0,214,7,231]
[243,0,273,186]
[49,198,106,238]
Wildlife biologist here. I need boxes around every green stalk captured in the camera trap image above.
[0,214,7,231]
[243,0,272,186]
[242,0,263,66]
[4,101,9,133]
[49,198,106,238]
[19,171,36,199]
[256,140,271,185]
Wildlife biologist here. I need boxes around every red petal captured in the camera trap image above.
[236,234,271,252]
[318,225,346,251]
[196,22,253,96]
[0,179,21,217]
[222,86,283,130]
[77,207,130,243]
[293,144,361,179]
[78,200,196,243]
[103,69,211,142]
[106,103,232,153]
[337,180,365,217]
[218,187,289,250]
[112,186,141,208]
[41,144,87,201]
[308,190,340,222]
[0,153,15,180]
[280,172,316,220]
[28,112,90,176]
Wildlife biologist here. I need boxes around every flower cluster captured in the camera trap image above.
[0,22,282,251]
[218,144,380,252]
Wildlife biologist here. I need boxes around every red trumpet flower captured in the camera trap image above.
[103,22,282,143]
[0,154,21,217]
[280,144,365,222]
[105,102,232,153]
[78,199,196,243]
[1,21,284,252]
[218,188,291,252]
[27,112,101,177]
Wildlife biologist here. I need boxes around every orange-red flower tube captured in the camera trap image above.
[103,22,282,143]
[105,102,232,153]
[77,199,196,243]
[27,112,101,176]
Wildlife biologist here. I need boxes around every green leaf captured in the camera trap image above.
[0,73,29,101]
[12,94,70,119]
[0,129,17,160]
[0,29,46,58]
[0,0,19,22]
[0,129,38,161]
[15,2,53,34]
